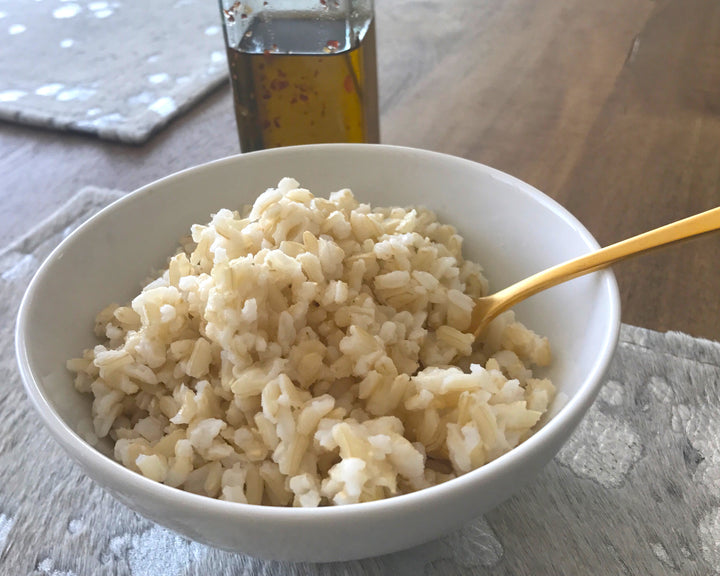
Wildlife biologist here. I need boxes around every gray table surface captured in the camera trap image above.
[0,0,226,143]
[1,188,719,575]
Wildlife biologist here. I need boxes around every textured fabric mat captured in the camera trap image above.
[0,1,227,143]
[2,188,719,575]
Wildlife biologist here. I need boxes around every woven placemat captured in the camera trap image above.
[0,1,227,143]
[2,188,719,575]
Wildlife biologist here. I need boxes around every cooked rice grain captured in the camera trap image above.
[69,178,554,506]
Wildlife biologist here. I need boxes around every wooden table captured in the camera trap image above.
[3,0,720,339]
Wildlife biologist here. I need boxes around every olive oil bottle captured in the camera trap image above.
[221,2,379,151]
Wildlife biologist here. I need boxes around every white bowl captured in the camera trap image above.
[16,144,620,562]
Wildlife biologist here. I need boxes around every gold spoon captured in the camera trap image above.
[470,206,720,338]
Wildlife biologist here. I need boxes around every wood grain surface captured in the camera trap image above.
[2,0,720,339]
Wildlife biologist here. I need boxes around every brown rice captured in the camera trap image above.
[68,178,554,506]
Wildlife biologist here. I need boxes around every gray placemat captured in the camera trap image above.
[0,1,227,143]
[2,189,719,575]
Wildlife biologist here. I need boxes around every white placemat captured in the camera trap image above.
[2,188,719,575]
[0,1,227,143]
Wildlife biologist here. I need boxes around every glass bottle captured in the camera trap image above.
[219,0,379,152]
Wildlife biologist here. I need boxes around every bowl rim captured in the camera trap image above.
[15,143,621,520]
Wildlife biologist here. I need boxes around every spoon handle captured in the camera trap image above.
[492,205,720,313]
